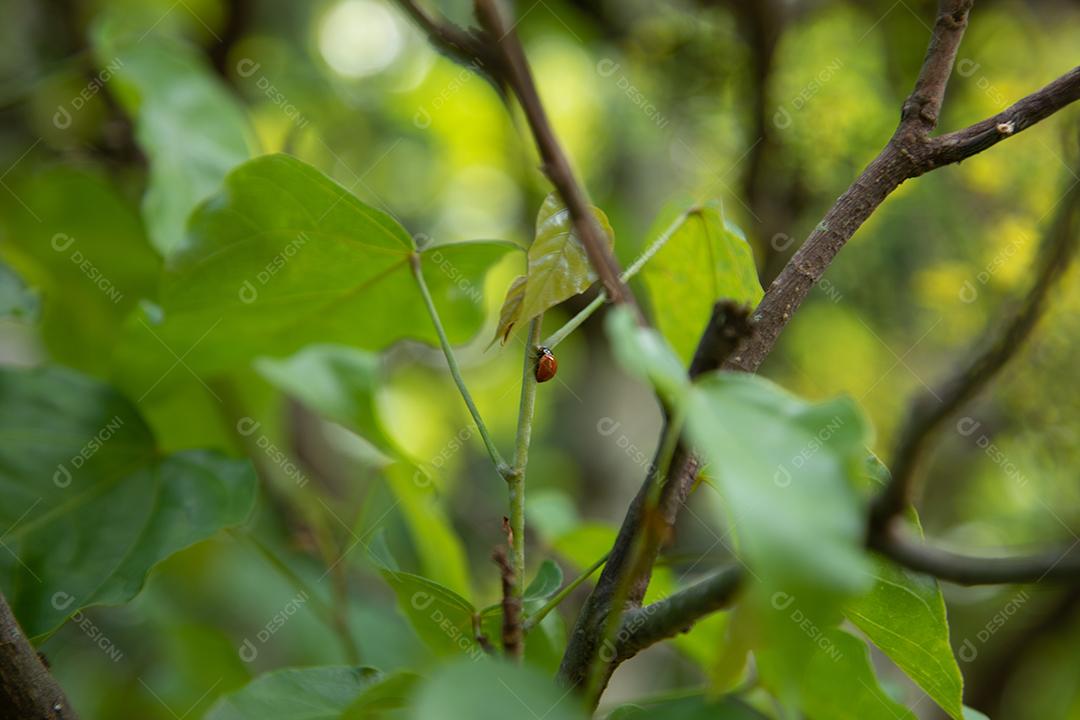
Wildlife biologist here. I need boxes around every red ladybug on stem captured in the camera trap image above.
[535,346,558,383]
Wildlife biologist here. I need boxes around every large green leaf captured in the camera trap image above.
[605,305,690,407]
[684,373,872,702]
[368,536,482,659]
[205,666,383,720]
[513,193,614,327]
[341,671,421,719]
[846,550,964,718]
[92,16,257,256]
[774,629,917,720]
[0,166,160,374]
[641,204,762,365]
[120,154,517,384]
[0,365,256,638]
[408,658,588,720]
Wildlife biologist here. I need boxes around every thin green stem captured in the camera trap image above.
[523,551,609,632]
[583,407,686,707]
[510,317,543,605]
[410,253,510,477]
[541,209,691,349]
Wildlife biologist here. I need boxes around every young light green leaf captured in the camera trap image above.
[491,274,527,346]
[205,666,383,720]
[524,559,564,602]
[778,629,917,720]
[0,365,256,638]
[92,17,258,256]
[518,193,614,323]
[118,154,518,386]
[368,537,482,659]
[408,657,588,720]
[685,373,872,701]
[641,204,762,365]
[0,260,38,321]
[605,305,689,407]
[846,532,964,719]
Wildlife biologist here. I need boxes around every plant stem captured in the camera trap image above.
[523,551,609,632]
[542,209,690,349]
[410,253,510,477]
[509,317,543,604]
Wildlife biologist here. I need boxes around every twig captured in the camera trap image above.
[872,527,1080,585]
[0,591,80,719]
[493,545,523,660]
[871,163,1080,532]
[410,253,511,477]
[393,0,637,313]
[542,208,693,350]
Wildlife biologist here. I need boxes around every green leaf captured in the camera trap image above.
[255,349,471,596]
[341,670,422,719]
[205,666,383,720]
[846,535,964,718]
[384,463,472,597]
[0,365,256,638]
[0,166,160,375]
[408,657,588,720]
[92,16,257,256]
[684,373,872,701]
[605,305,690,407]
[368,536,482,659]
[255,344,395,455]
[121,154,517,383]
[518,192,614,324]
[641,204,762,365]
[782,629,917,720]
[608,693,768,719]
[524,560,563,602]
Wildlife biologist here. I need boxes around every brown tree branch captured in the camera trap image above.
[394,0,637,310]
[612,565,742,662]
[493,544,523,660]
[725,19,1080,375]
[0,592,79,720]
[871,158,1080,533]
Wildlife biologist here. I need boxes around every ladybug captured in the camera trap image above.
[535,346,558,383]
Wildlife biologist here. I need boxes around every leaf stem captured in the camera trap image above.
[541,209,690,349]
[410,253,511,477]
[523,551,609,632]
[509,317,543,604]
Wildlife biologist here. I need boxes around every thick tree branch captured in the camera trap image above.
[557,303,751,691]
[872,159,1080,532]
[613,565,742,662]
[725,15,1080,375]
[0,592,79,720]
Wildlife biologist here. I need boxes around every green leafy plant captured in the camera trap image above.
[1,1,1079,719]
